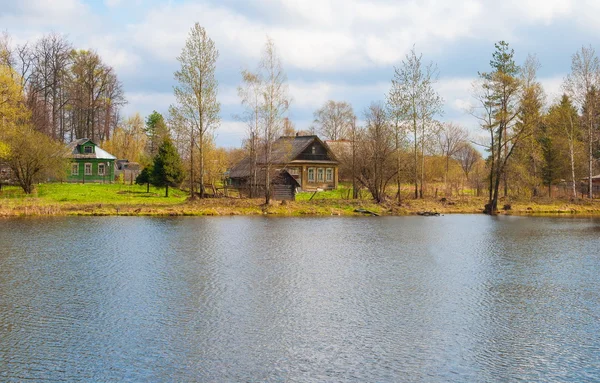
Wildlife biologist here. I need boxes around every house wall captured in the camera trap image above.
[293,164,337,191]
[67,159,115,183]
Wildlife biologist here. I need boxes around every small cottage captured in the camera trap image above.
[229,135,339,195]
[67,138,116,183]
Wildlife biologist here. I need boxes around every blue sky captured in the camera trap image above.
[2,0,600,147]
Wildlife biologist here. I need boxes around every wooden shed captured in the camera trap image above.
[271,170,301,201]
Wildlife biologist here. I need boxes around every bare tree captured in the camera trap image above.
[171,23,220,199]
[436,122,468,194]
[563,46,600,198]
[389,47,443,199]
[386,90,409,203]
[312,100,354,140]
[356,102,396,203]
[258,37,290,204]
[237,69,263,197]
[454,143,481,182]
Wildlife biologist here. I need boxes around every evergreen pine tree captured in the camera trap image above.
[151,138,184,197]
[135,165,153,193]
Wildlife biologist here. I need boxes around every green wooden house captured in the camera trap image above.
[67,138,116,183]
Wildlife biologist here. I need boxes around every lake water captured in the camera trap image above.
[0,215,599,382]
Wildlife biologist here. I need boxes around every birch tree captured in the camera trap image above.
[389,47,443,199]
[545,95,582,198]
[237,69,263,197]
[171,23,220,199]
[563,46,600,198]
[258,37,290,204]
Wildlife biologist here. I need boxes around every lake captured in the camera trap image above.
[1,215,599,382]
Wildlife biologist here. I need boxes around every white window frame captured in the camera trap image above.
[84,146,93,154]
[326,168,333,182]
[84,163,92,176]
[308,167,315,182]
[98,163,105,176]
[317,168,324,182]
[71,163,79,176]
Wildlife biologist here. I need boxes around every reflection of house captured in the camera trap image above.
[115,160,141,184]
[67,138,116,183]
[229,135,339,193]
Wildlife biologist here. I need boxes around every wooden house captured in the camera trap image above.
[67,138,116,183]
[581,175,600,197]
[229,135,339,195]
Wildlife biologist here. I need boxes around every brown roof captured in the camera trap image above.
[229,135,337,179]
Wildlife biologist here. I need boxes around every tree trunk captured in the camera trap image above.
[190,126,195,199]
[589,118,593,199]
[165,184,169,197]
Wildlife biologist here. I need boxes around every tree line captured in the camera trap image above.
[2,25,600,213]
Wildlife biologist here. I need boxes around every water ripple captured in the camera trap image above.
[0,216,599,382]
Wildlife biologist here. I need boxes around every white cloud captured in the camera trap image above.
[540,75,566,103]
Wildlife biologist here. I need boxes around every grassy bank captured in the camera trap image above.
[2,183,600,217]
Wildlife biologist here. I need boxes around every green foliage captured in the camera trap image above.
[145,111,169,157]
[136,166,152,185]
[539,125,559,189]
[151,137,184,196]
[4,127,68,194]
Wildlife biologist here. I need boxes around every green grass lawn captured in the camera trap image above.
[1,183,188,205]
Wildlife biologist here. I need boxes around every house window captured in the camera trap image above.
[98,163,105,176]
[85,163,92,175]
[317,168,324,182]
[308,167,315,182]
[84,146,93,154]
[326,168,333,182]
[288,168,299,176]
[311,146,316,154]
[71,163,79,175]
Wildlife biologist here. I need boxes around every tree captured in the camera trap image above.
[145,111,169,158]
[151,138,184,197]
[312,100,354,140]
[389,47,443,199]
[237,69,263,198]
[436,122,468,195]
[135,165,152,193]
[171,23,220,199]
[563,46,600,198]
[102,113,147,163]
[69,49,125,142]
[454,143,481,182]
[545,95,582,198]
[356,102,396,203]
[476,41,524,214]
[538,122,560,197]
[258,37,290,204]
[511,54,545,197]
[4,127,68,194]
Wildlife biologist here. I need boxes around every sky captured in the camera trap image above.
[2,0,600,147]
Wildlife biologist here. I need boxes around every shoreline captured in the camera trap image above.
[3,197,600,218]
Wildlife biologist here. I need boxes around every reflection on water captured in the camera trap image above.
[1,215,599,382]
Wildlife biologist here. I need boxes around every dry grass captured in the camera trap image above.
[2,183,600,217]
